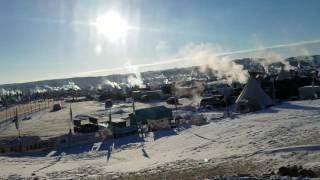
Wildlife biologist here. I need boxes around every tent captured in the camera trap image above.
[235,75,273,113]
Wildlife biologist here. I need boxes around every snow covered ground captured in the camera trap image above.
[0,99,320,179]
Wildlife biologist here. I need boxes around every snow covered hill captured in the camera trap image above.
[1,99,320,179]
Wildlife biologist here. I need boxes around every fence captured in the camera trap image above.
[0,100,64,130]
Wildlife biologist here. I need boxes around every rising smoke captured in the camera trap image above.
[97,79,125,90]
[126,62,144,88]
[249,47,293,72]
[0,89,22,96]
[178,43,249,84]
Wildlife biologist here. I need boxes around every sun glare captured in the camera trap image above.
[95,11,129,42]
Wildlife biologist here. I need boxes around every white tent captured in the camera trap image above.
[235,75,273,113]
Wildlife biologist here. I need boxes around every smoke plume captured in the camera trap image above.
[178,43,249,84]
[126,62,144,87]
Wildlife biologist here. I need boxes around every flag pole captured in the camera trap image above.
[14,107,21,138]
[69,104,73,134]
[14,107,22,151]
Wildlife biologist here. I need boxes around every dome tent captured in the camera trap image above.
[235,74,273,113]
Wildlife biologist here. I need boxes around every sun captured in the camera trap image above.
[95,11,129,42]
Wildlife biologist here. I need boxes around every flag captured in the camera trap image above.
[69,104,73,128]
[69,104,73,122]
[68,104,74,134]
[14,108,19,130]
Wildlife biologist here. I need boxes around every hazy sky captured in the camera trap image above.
[1,0,320,84]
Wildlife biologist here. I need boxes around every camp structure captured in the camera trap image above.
[276,68,291,81]
[274,69,298,99]
[132,90,164,102]
[52,103,62,112]
[175,86,197,98]
[298,85,320,100]
[111,118,138,138]
[73,114,99,133]
[235,74,273,113]
[200,95,225,108]
[129,106,173,131]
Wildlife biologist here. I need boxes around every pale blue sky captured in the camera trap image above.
[1,0,320,84]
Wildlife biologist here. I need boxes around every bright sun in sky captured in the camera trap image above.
[95,11,129,42]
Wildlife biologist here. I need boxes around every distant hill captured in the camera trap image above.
[0,74,130,91]
[1,55,319,91]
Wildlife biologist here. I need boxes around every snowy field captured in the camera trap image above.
[0,99,194,140]
[0,99,320,179]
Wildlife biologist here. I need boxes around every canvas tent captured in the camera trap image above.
[235,75,273,113]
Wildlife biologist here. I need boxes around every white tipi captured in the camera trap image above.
[235,74,273,113]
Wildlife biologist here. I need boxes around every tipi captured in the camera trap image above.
[235,74,273,113]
